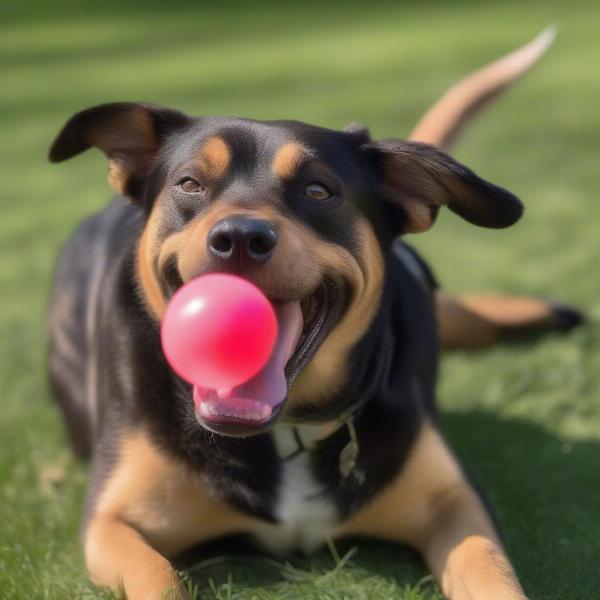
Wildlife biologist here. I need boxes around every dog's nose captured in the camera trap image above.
[207,216,278,265]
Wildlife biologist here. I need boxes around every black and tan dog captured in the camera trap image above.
[48,31,578,599]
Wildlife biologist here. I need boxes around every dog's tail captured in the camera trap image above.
[409,27,556,150]
[409,28,584,348]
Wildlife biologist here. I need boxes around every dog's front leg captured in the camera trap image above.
[338,421,527,600]
[83,428,257,598]
[85,514,186,599]
[421,485,527,600]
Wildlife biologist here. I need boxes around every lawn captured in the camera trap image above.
[1,0,599,598]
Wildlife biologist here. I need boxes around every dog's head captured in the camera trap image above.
[50,102,522,436]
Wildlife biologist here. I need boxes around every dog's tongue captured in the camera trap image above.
[193,302,303,424]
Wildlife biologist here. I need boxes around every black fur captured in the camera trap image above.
[48,104,520,543]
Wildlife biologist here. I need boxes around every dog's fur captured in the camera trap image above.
[48,30,576,599]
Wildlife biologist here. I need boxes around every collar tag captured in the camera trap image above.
[278,414,364,484]
[339,416,363,483]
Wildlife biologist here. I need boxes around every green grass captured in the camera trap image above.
[1,0,599,598]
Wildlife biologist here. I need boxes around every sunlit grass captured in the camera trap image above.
[1,1,599,598]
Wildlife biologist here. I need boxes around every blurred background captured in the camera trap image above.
[1,0,599,598]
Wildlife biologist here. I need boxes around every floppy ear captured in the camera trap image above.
[49,102,191,199]
[363,139,523,234]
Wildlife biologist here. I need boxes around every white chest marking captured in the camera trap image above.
[253,425,339,554]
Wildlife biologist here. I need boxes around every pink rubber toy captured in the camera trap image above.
[161,274,278,390]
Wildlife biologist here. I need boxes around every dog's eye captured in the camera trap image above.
[177,177,204,194]
[305,183,332,201]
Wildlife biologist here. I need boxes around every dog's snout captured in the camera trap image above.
[207,216,277,265]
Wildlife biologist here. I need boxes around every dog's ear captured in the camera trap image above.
[362,139,523,233]
[49,102,191,199]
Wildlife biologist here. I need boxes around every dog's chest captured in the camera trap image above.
[252,424,339,554]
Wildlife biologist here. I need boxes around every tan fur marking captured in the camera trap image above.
[92,429,257,554]
[337,422,526,599]
[272,142,306,179]
[95,108,157,194]
[459,294,556,326]
[197,136,231,181]
[158,204,235,284]
[436,291,499,349]
[436,291,561,350]
[336,422,466,543]
[290,218,385,405]
[137,200,167,320]
[107,158,128,194]
[85,516,185,599]
[437,534,526,599]
[401,197,436,233]
[85,429,257,597]
[378,152,440,233]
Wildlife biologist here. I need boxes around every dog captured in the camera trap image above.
[48,30,579,599]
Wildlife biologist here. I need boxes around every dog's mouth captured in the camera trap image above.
[193,279,347,437]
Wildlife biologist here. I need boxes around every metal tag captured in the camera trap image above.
[339,416,362,481]
[339,438,359,478]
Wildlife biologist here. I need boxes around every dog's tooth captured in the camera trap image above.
[200,402,213,417]
[200,397,272,422]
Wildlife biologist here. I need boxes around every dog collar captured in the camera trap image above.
[274,412,363,482]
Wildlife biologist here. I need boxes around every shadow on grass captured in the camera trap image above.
[177,537,432,599]
[173,410,599,600]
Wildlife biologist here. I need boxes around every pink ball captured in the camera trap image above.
[161,274,278,390]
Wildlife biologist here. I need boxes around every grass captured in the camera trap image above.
[1,0,599,598]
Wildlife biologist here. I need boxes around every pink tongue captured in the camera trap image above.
[193,302,303,423]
